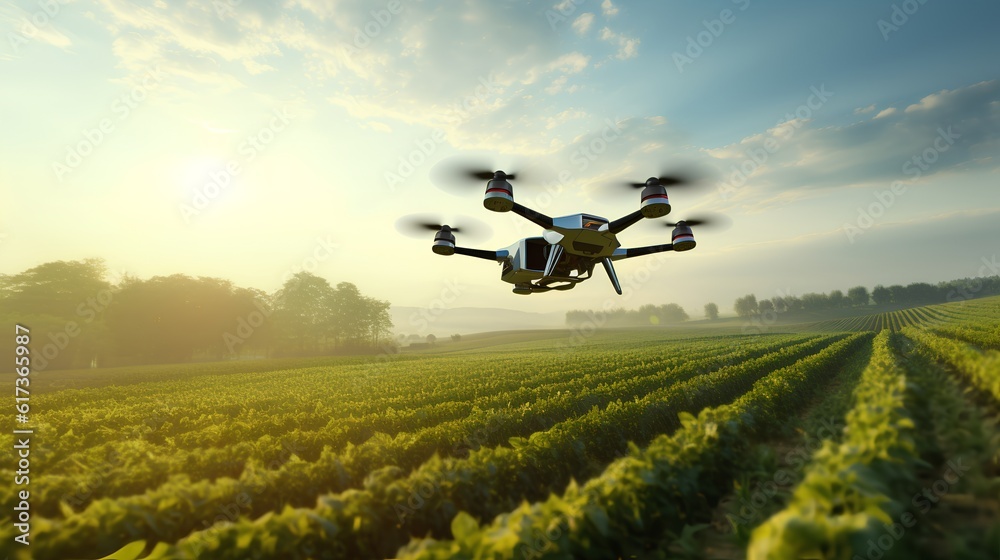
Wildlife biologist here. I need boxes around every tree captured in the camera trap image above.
[872,285,891,305]
[758,299,775,314]
[734,294,758,318]
[451,334,462,341]
[659,303,688,322]
[704,302,719,320]
[847,286,869,307]
[783,295,803,312]
[828,290,845,309]
[904,282,940,304]
[801,292,829,311]
[106,275,229,362]
[272,272,336,352]
[0,258,113,369]
[363,296,393,346]
[888,284,907,305]
[426,334,437,344]
[224,287,274,358]
[0,258,110,317]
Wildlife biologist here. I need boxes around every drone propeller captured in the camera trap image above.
[395,213,493,241]
[591,164,711,203]
[429,155,547,196]
[463,169,518,181]
[624,174,693,189]
[659,213,732,230]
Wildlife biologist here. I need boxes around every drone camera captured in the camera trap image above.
[671,222,696,251]
[432,227,456,256]
[639,184,671,218]
[484,178,514,213]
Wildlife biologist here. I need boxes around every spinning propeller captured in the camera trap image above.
[623,174,694,188]
[592,164,711,203]
[658,213,732,231]
[395,214,493,241]
[430,155,551,196]
[458,169,518,181]
[618,163,710,190]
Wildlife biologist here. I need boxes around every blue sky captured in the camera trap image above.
[1,0,998,322]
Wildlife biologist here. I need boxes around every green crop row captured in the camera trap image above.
[9,335,830,558]
[747,331,919,559]
[902,327,1000,403]
[97,335,852,560]
[17,336,763,515]
[392,333,872,559]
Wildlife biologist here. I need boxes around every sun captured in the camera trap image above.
[173,155,232,193]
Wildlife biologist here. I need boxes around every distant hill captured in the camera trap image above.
[390,306,565,337]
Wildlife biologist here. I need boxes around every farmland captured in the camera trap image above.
[2,296,998,559]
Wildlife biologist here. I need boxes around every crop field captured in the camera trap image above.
[3,297,999,559]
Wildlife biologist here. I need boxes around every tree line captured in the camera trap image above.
[565,303,689,327]
[730,276,1000,319]
[564,274,1000,327]
[0,259,393,370]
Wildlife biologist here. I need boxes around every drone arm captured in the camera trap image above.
[609,243,675,261]
[606,210,645,234]
[510,202,554,229]
[454,247,507,262]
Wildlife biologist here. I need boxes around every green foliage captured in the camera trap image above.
[748,331,917,560]
[2,296,997,559]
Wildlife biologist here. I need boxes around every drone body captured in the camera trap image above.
[423,170,707,295]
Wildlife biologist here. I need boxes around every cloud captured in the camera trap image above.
[705,80,1000,199]
[854,104,876,115]
[87,1,639,153]
[598,26,640,60]
[0,1,74,52]
[571,13,594,35]
[601,0,620,17]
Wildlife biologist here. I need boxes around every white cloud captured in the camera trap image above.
[547,52,591,74]
[545,75,569,95]
[86,1,623,153]
[572,13,594,35]
[0,2,74,52]
[598,27,640,60]
[601,0,619,17]
[702,80,1000,207]
[905,90,947,113]
[854,104,876,115]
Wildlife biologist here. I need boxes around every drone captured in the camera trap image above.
[399,165,726,295]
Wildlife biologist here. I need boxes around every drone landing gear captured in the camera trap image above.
[542,244,564,277]
[601,258,622,295]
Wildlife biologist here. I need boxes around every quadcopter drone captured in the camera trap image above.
[400,166,725,295]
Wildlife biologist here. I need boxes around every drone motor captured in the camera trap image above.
[640,178,672,218]
[671,222,696,251]
[432,227,457,256]
[484,171,514,213]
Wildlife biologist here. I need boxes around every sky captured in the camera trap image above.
[2,0,999,322]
